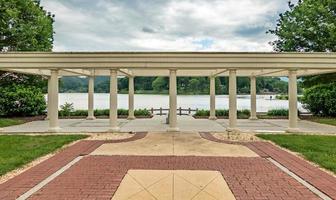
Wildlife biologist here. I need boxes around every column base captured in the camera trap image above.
[48,127,62,133]
[209,116,217,120]
[249,116,258,120]
[167,127,179,132]
[86,116,96,120]
[108,127,120,133]
[286,128,300,133]
[127,116,136,120]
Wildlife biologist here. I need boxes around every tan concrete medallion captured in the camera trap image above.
[112,170,236,200]
[91,132,258,157]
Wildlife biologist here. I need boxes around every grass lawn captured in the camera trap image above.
[0,135,87,176]
[309,117,336,126]
[0,118,25,128]
[257,134,336,174]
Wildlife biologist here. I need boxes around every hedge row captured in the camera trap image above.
[59,108,151,117]
[194,109,250,118]
[195,109,290,117]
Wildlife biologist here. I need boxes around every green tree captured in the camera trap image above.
[152,77,168,92]
[269,0,336,87]
[0,0,54,116]
[0,0,54,51]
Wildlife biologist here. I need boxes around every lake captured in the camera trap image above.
[55,93,306,112]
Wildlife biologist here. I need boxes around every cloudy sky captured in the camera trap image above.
[40,0,292,52]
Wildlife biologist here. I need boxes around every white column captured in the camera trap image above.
[48,69,61,132]
[249,75,258,120]
[46,77,51,120]
[209,76,217,120]
[228,69,237,131]
[109,69,120,132]
[167,69,179,132]
[86,73,96,120]
[128,76,135,120]
[287,69,299,132]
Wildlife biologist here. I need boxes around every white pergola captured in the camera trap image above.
[1,52,336,132]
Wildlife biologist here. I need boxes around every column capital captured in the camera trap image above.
[110,68,118,73]
[89,69,95,76]
[169,68,178,72]
[288,68,298,72]
[228,68,237,72]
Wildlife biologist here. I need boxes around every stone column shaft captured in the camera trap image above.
[48,69,61,132]
[168,69,179,132]
[209,76,217,120]
[249,75,258,120]
[287,70,299,132]
[228,69,237,130]
[128,76,135,120]
[109,69,120,132]
[87,74,96,120]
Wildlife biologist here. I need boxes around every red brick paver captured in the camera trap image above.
[0,132,147,200]
[249,142,336,199]
[201,132,336,200]
[0,140,102,200]
[29,156,319,200]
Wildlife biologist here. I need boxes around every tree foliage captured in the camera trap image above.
[269,0,336,52]
[302,82,336,116]
[269,0,336,87]
[0,0,54,51]
[0,85,46,116]
[0,0,54,116]
[59,76,289,95]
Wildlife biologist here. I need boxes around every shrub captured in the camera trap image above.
[302,83,336,117]
[94,109,109,116]
[59,102,74,117]
[58,108,152,117]
[134,109,151,116]
[238,109,250,118]
[267,109,289,116]
[195,109,250,118]
[195,109,210,116]
[215,109,229,116]
[118,109,128,116]
[0,85,46,117]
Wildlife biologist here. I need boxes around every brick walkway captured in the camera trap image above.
[0,132,334,200]
[29,156,318,200]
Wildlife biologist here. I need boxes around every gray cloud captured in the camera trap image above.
[40,0,291,51]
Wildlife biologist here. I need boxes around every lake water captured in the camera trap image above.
[55,93,306,112]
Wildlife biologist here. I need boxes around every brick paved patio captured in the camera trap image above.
[0,132,335,200]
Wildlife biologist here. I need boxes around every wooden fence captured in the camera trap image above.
[150,107,198,116]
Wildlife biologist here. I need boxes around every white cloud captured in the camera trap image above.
[40,0,290,51]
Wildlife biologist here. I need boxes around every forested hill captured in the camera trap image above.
[59,76,290,95]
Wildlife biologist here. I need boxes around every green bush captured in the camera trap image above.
[59,102,74,117]
[94,109,109,116]
[238,109,250,118]
[195,109,210,116]
[216,109,229,116]
[302,83,336,117]
[267,109,289,116]
[195,109,250,118]
[58,108,151,117]
[0,85,46,117]
[134,109,151,116]
[118,109,128,116]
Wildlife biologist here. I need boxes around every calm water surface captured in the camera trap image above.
[55,93,306,112]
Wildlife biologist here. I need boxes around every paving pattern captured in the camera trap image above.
[0,132,334,200]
